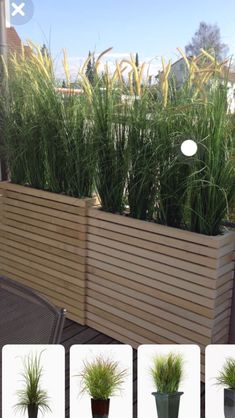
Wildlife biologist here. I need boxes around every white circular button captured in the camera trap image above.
[181,139,198,157]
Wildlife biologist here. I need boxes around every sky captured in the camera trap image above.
[11,0,235,78]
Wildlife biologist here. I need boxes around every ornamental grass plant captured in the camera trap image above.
[216,358,235,389]
[79,355,127,400]
[14,351,51,415]
[3,44,96,197]
[2,45,235,235]
[79,59,129,212]
[151,353,184,394]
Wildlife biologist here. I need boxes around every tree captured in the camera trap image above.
[135,52,139,68]
[85,51,95,85]
[185,22,229,60]
[41,43,50,58]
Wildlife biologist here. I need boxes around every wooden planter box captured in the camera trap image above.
[87,208,235,370]
[0,182,94,325]
[0,181,235,374]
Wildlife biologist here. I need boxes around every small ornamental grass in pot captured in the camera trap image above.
[151,353,184,418]
[79,355,127,418]
[216,358,235,418]
[14,351,51,418]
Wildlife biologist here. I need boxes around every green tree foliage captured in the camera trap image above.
[85,51,96,85]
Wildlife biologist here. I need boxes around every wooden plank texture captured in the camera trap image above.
[0,184,235,383]
[0,183,93,325]
[87,207,235,369]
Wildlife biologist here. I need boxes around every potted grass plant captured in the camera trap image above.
[79,355,127,418]
[14,351,51,418]
[216,357,235,418]
[151,353,184,418]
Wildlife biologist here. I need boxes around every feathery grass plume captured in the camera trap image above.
[79,355,127,400]
[186,81,235,235]
[62,49,71,87]
[152,51,235,232]
[79,51,129,213]
[14,351,51,415]
[4,49,46,187]
[4,43,96,197]
[61,93,96,197]
[160,57,172,107]
[127,87,160,220]
[2,45,234,234]
[216,358,235,389]
[150,78,196,228]
[151,353,184,393]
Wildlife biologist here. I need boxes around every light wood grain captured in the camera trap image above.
[0,184,89,325]
[87,207,235,368]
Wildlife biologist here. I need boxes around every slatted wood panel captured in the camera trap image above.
[0,182,94,324]
[87,208,235,371]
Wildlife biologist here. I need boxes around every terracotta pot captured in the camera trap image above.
[152,391,183,418]
[91,398,110,418]
[224,388,235,418]
[27,404,38,418]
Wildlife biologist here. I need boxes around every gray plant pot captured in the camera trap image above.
[224,388,235,418]
[152,391,183,418]
[91,398,110,418]
[27,404,38,418]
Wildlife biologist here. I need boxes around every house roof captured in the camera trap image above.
[6,27,31,56]
[6,27,22,52]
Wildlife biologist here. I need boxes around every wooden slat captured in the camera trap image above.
[87,305,205,348]
[88,225,232,267]
[88,218,220,257]
[4,204,87,232]
[6,190,86,216]
[0,239,84,273]
[0,257,85,294]
[0,230,85,264]
[1,263,84,302]
[1,182,234,362]
[0,184,89,328]
[88,242,234,280]
[88,250,218,289]
[87,276,212,335]
[0,244,85,276]
[87,271,214,309]
[87,291,211,340]
[5,198,86,224]
[4,212,87,247]
[87,264,214,298]
[88,239,220,279]
[88,208,235,248]
[5,210,86,239]
[87,208,235,356]
[87,278,213,317]
[88,266,213,328]
[88,258,215,289]
[1,267,85,325]
[0,251,85,288]
[0,267,84,311]
[0,181,94,208]
[0,224,84,256]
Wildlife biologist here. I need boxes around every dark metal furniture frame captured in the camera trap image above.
[0,275,66,417]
